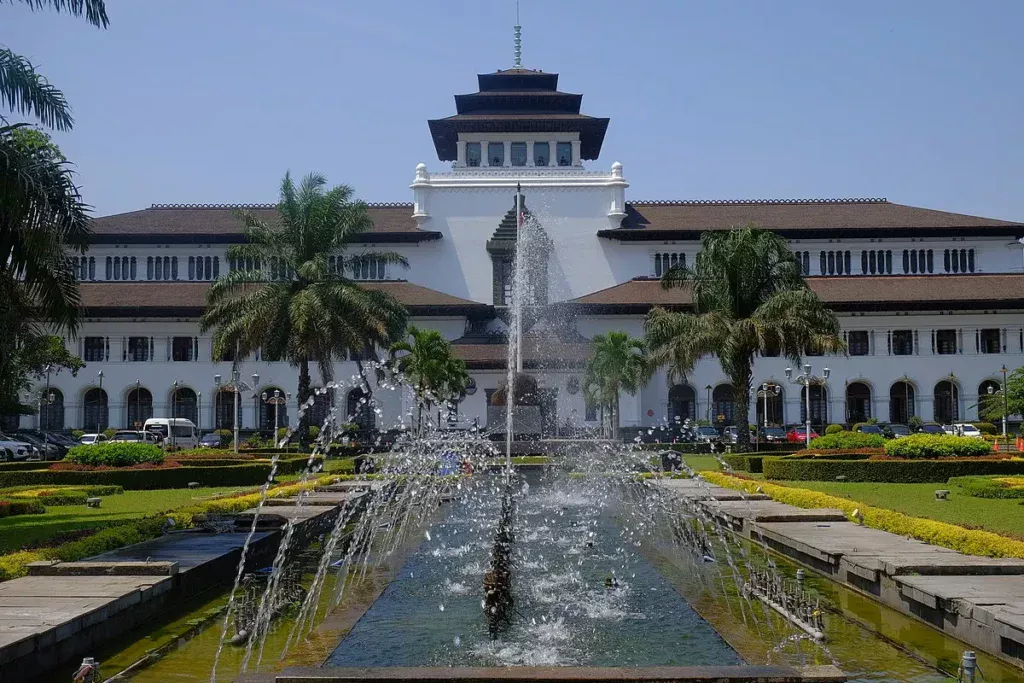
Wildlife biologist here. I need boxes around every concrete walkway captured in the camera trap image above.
[651,477,1024,670]
[0,482,369,683]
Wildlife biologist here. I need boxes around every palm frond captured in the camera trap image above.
[13,0,109,28]
[0,48,73,130]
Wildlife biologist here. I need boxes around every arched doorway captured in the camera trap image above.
[889,381,915,424]
[172,387,198,425]
[667,384,696,424]
[308,389,334,430]
[933,380,959,424]
[712,384,734,426]
[846,382,871,423]
[215,389,242,430]
[977,380,1001,421]
[259,387,289,432]
[126,387,153,429]
[755,385,784,426]
[346,387,375,431]
[39,388,64,430]
[83,388,108,432]
[800,385,829,428]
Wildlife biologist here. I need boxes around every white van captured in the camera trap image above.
[144,418,199,450]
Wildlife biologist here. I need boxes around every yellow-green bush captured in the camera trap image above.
[884,433,991,458]
[700,471,1024,559]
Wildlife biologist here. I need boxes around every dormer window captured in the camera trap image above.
[488,142,504,167]
[511,142,527,167]
[466,142,481,167]
[556,142,572,166]
[534,143,549,166]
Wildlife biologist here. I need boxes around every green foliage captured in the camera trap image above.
[908,415,924,431]
[0,464,276,490]
[71,429,83,440]
[977,366,1024,423]
[824,424,843,435]
[950,476,1024,499]
[582,331,646,438]
[101,427,116,439]
[65,443,164,467]
[389,325,468,431]
[644,227,843,447]
[0,498,45,517]
[763,457,1024,483]
[308,425,321,440]
[883,434,992,459]
[721,453,764,473]
[809,430,885,450]
[971,422,997,435]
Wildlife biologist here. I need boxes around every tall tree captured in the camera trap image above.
[200,172,409,442]
[388,326,469,433]
[978,366,1024,427]
[583,331,646,439]
[644,227,844,447]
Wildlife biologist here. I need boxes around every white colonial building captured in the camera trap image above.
[12,62,1024,437]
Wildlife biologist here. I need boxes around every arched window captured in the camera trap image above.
[846,382,871,423]
[933,380,959,424]
[215,389,242,430]
[83,388,108,432]
[347,387,375,431]
[667,384,696,424]
[172,387,198,425]
[754,385,784,427]
[800,385,828,428]
[308,389,334,431]
[126,387,153,428]
[39,388,64,430]
[711,384,734,426]
[889,381,915,425]
[259,387,289,432]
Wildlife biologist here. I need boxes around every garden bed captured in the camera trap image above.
[763,456,1024,483]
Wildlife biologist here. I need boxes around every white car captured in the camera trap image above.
[0,432,34,461]
[79,433,109,445]
[109,430,163,445]
[942,423,984,439]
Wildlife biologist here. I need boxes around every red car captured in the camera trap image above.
[786,427,820,443]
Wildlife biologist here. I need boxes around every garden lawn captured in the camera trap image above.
[0,486,251,553]
[775,479,1024,540]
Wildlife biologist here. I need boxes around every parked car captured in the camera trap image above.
[855,424,885,436]
[759,426,788,443]
[79,433,109,445]
[786,426,819,443]
[694,426,721,443]
[0,432,34,461]
[14,431,64,460]
[882,424,911,439]
[723,426,740,444]
[919,424,945,435]
[199,432,228,448]
[109,430,163,445]
[144,418,199,449]
[943,423,983,439]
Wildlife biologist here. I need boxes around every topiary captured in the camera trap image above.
[809,431,886,450]
[65,443,165,468]
[908,416,924,432]
[972,422,997,435]
[71,430,84,441]
[308,425,321,440]
[824,424,844,435]
[883,434,992,459]
[851,422,867,433]
[102,427,117,439]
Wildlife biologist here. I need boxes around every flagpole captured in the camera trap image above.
[515,182,523,374]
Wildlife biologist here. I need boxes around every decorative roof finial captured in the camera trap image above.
[513,0,522,68]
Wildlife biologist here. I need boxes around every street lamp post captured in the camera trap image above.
[786,364,830,449]
[134,379,141,430]
[1001,364,1009,449]
[705,384,712,423]
[263,389,286,447]
[947,372,957,426]
[171,380,179,450]
[900,374,911,427]
[96,370,103,435]
[40,363,53,445]
[197,391,202,434]
[755,382,781,453]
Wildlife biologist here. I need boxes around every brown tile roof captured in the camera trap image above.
[89,203,438,243]
[570,275,1024,312]
[603,199,1023,238]
[79,281,490,316]
[451,341,591,370]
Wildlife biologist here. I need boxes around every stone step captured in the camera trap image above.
[26,561,178,577]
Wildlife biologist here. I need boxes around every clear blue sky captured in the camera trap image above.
[6,0,1024,220]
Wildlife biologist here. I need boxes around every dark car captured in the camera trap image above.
[855,424,885,436]
[883,424,911,439]
[759,426,787,442]
[200,432,227,448]
[15,431,64,460]
[920,424,945,435]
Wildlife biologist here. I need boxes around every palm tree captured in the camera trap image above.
[644,227,844,448]
[388,326,469,433]
[583,331,647,439]
[200,172,409,442]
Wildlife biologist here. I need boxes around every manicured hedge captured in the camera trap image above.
[883,434,991,459]
[66,443,164,467]
[0,461,52,471]
[763,457,1024,483]
[0,498,45,518]
[0,464,276,490]
[721,454,765,473]
[950,476,1024,499]
[809,431,885,450]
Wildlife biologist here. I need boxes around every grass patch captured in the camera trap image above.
[772,479,1024,541]
[0,486,250,553]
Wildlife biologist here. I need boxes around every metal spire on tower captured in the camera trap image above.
[513,0,522,68]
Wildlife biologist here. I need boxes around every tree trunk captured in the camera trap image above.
[297,358,312,446]
[612,393,620,441]
[733,365,753,449]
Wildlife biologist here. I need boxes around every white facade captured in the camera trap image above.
[15,65,1024,437]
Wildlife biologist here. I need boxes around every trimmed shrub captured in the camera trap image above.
[701,471,1024,559]
[71,430,84,441]
[824,424,844,435]
[883,434,991,459]
[763,457,1024,483]
[66,443,164,468]
[951,476,1024,499]
[908,416,924,431]
[0,498,46,517]
[722,454,764,473]
[0,461,50,472]
[102,428,117,439]
[308,425,321,440]
[789,448,883,458]
[5,485,123,506]
[171,449,256,460]
[809,431,885,450]
[972,422,998,435]
[0,464,276,490]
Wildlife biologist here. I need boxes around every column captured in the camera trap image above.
[526,141,535,167]
[503,141,512,167]
[571,140,582,166]
[480,140,489,167]
[456,140,466,167]
[548,141,557,167]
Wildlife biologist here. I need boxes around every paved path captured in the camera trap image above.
[651,477,1024,671]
